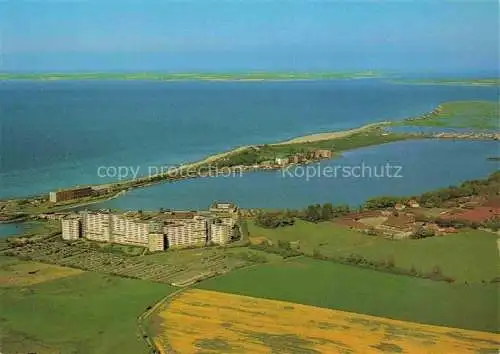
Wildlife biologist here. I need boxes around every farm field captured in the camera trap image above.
[248,219,498,283]
[0,256,83,287]
[152,289,500,354]
[198,257,499,333]
[0,257,175,354]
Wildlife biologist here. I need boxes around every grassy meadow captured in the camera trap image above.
[153,289,500,354]
[248,219,498,283]
[198,257,498,333]
[399,100,499,129]
[0,256,175,354]
[0,256,83,287]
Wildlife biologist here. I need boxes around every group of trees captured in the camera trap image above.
[311,250,454,283]
[255,203,351,228]
[363,171,500,210]
[364,196,405,210]
[415,213,500,232]
[411,226,435,239]
[249,239,302,258]
[482,217,500,231]
[255,212,295,228]
[255,172,499,230]
[302,203,351,222]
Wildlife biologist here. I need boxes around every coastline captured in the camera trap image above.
[387,79,500,87]
[0,72,382,82]
[2,101,499,215]
[272,122,391,145]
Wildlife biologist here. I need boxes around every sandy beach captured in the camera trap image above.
[272,121,391,145]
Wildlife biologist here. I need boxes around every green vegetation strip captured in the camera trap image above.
[0,71,380,81]
[392,78,500,87]
[214,129,414,168]
[395,101,499,130]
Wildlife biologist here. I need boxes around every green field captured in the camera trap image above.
[198,257,499,333]
[248,219,498,283]
[397,101,499,129]
[0,257,175,354]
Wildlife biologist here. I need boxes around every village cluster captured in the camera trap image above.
[338,198,500,239]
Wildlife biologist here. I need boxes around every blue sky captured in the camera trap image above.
[0,0,498,73]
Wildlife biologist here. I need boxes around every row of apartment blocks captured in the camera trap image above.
[61,202,239,252]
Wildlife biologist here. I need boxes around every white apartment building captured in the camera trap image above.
[61,216,81,240]
[148,233,165,252]
[275,157,289,166]
[82,212,164,251]
[164,216,208,248]
[210,223,231,245]
[111,214,149,246]
[210,202,238,215]
[220,216,236,228]
[83,211,111,242]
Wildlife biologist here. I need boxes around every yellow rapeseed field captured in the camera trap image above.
[0,261,83,287]
[153,289,499,354]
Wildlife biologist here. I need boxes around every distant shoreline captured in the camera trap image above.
[389,78,500,87]
[0,71,381,81]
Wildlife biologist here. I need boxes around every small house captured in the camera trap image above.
[313,149,333,159]
[408,200,420,208]
[394,203,406,211]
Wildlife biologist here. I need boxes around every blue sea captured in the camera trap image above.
[1,79,498,198]
[0,78,498,228]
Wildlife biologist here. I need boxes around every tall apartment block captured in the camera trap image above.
[210,223,231,245]
[83,211,112,242]
[81,211,164,251]
[163,215,208,248]
[61,216,82,240]
[148,222,166,252]
[210,202,238,215]
[111,214,149,246]
[208,201,239,244]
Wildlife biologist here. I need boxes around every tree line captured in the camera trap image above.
[364,171,500,209]
[255,203,351,228]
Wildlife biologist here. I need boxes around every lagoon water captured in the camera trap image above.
[1,79,498,201]
[0,222,30,238]
[89,139,499,210]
